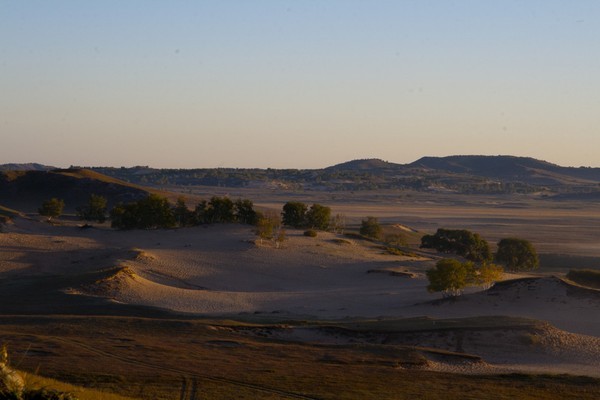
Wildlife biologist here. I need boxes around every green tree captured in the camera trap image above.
[360,216,382,239]
[77,194,108,223]
[173,196,193,227]
[474,263,504,289]
[426,258,474,297]
[38,198,64,220]
[234,198,258,225]
[255,211,280,245]
[495,238,539,271]
[305,203,331,230]
[205,196,235,223]
[420,228,492,262]
[282,201,308,228]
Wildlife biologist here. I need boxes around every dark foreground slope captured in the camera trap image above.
[0,169,151,213]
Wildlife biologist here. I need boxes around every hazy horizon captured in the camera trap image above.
[2,1,599,169]
[4,153,600,171]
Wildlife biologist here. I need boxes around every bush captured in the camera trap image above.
[304,229,318,237]
[38,198,64,220]
[360,217,382,239]
[426,258,473,297]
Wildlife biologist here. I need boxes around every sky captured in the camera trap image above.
[1,1,599,169]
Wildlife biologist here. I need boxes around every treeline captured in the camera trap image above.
[38,194,345,234]
[109,195,260,230]
[89,166,545,194]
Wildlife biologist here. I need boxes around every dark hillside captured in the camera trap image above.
[0,169,151,213]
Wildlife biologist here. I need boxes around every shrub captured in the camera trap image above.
[38,198,64,220]
[426,258,473,297]
[304,229,318,237]
[360,216,382,239]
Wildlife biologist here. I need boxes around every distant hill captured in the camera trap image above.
[0,169,152,213]
[409,155,600,186]
[0,163,55,171]
[5,155,599,196]
[325,158,405,171]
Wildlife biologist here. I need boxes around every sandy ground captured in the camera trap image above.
[1,216,600,377]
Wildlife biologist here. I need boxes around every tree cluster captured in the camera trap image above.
[426,259,504,297]
[110,195,259,230]
[423,228,539,297]
[281,202,331,230]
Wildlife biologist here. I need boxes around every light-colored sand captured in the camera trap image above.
[2,217,600,377]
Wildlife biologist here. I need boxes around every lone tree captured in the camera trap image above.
[360,216,382,239]
[255,210,282,246]
[282,202,308,228]
[426,258,473,297]
[495,238,539,271]
[77,194,107,223]
[38,198,64,220]
[421,228,492,262]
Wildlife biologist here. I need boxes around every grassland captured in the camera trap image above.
[2,316,599,400]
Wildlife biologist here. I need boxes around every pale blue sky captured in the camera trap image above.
[1,1,599,168]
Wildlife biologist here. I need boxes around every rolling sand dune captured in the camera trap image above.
[406,276,600,337]
[2,217,600,378]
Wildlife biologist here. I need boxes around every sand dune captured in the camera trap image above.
[2,217,600,378]
[407,276,600,336]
